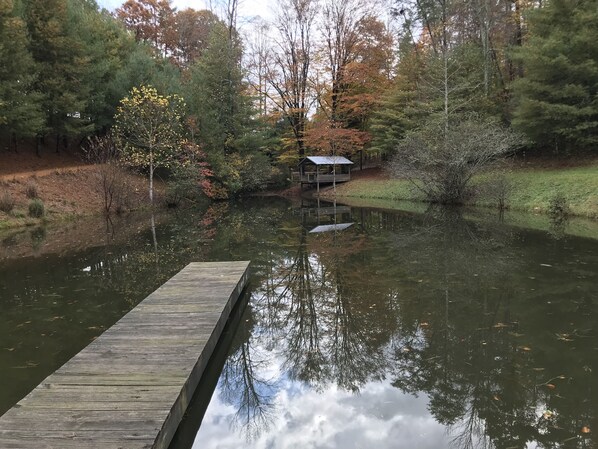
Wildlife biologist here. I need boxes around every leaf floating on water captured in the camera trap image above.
[581,426,591,434]
[556,333,574,342]
[509,332,525,338]
[493,322,509,329]
[493,395,500,401]
[520,346,532,351]
[420,322,429,327]
[533,367,545,371]
[542,410,554,419]
[546,383,556,390]
[540,264,553,267]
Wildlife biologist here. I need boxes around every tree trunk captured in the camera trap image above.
[11,132,17,153]
[150,161,154,206]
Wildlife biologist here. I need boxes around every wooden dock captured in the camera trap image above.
[0,261,250,449]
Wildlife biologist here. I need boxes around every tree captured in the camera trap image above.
[512,0,598,153]
[70,1,138,133]
[116,0,175,57]
[319,0,368,123]
[266,0,317,159]
[0,0,44,147]
[25,0,93,147]
[186,21,267,197]
[172,8,219,68]
[83,135,127,215]
[389,116,523,204]
[113,85,186,204]
[370,38,428,155]
[312,10,394,162]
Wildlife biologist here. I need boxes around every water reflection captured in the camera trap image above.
[190,204,598,449]
[1,199,597,448]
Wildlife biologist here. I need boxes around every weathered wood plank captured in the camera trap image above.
[0,261,250,449]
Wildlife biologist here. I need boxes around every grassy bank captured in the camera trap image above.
[322,163,598,219]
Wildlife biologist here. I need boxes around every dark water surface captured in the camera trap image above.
[0,199,597,449]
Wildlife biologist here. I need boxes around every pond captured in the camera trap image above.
[0,198,597,448]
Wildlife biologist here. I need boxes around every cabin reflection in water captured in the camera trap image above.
[297,199,354,233]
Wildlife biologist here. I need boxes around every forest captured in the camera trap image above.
[1,0,597,201]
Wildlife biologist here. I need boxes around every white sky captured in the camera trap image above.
[97,0,274,23]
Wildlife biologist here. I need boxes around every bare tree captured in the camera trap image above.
[266,0,317,157]
[83,136,128,215]
[246,19,272,117]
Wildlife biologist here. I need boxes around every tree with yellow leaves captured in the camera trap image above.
[113,85,186,204]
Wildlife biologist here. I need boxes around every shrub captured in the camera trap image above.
[0,192,16,213]
[390,116,524,204]
[28,198,45,218]
[166,165,203,207]
[478,174,514,211]
[25,181,39,199]
[84,135,129,215]
[548,192,570,220]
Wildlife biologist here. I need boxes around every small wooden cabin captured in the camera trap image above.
[295,156,354,190]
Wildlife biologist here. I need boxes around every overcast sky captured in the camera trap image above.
[96,0,273,22]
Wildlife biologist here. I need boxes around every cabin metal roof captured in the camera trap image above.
[300,156,354,166]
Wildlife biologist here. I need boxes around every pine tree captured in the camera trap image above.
[0,0,44,147]
[512,0,598,153]
[186,22,257,195]
[25,0,93,146]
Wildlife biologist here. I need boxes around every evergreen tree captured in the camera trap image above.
[186,22,259,195]
[25,0,93,145]
[512,0,598,153]
[0,0,44,146]
[71,0,131,133]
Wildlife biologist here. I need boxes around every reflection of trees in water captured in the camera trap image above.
[263,226,395,393]
[219,320,277,440]
[151,202,597,448]
[375,208,598,449]
[214,219,401,439]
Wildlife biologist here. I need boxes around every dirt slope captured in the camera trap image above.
[0,149,158,228]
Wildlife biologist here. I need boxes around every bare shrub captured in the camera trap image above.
[0,191,16,213]
[478,173,514,211]
[83,135,128,215]
[25,181,39,199]
[390,116,524,204]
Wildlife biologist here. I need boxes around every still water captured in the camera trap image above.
[0,199,597,448]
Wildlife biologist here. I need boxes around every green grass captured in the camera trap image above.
[325,164,598,219]
[494,166,598,218]
[326,178,424,202]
